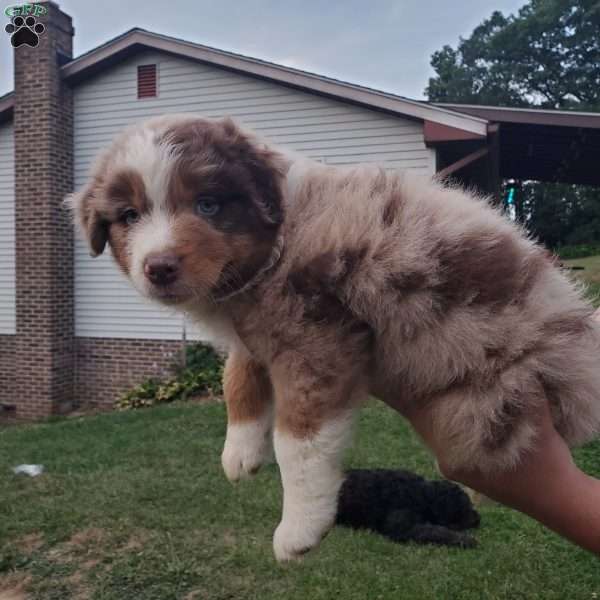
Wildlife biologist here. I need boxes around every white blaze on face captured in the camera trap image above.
[113,126,181,294]
[114,126,179,212]
[129,210,176,293]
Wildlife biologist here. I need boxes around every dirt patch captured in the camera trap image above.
[16,533,43,555]
[65,556,107,600]
[64,572,93,600]
[66,572,85,586]
[119,530,152,554]
[67,528,107,548]
[81,559,100,571]
[0,587,26,600]
[221,529,237,548]
[47,528,109,565]
[46,545,72,565]
[68,573,91,599]
[184,590,207,600]
[0,574,30,600]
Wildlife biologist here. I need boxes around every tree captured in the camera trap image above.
[426,0,600,250]
[427,1,600,110]
[520,182,600,248]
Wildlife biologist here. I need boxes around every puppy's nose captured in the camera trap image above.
[144,254,180,286]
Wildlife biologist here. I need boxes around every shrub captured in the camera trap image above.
[116,342,225,410]
[557,244,600,260]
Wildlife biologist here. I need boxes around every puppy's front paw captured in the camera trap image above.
[221,423,273,482]
[273,518,328,562]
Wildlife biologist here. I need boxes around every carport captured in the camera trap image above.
[424,104,600,200]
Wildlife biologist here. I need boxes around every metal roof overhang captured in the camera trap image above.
[436,104,600,186]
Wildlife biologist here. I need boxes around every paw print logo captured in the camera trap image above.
[5,15,45,48]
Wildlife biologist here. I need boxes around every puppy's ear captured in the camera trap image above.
[221,117,285,226]
[246,144,285,226]
[64,183,109,257]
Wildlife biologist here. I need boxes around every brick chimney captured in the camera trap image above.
[13,1,75,419]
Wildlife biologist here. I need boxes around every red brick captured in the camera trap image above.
[13,2,74,419]
[76,338,184,410]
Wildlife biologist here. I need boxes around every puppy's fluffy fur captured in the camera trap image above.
[337,469,480,548]
[70,115,600,560]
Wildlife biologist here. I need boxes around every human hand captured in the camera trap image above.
[404,398,600,554]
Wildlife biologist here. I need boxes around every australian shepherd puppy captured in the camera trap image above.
[69,115,600,561]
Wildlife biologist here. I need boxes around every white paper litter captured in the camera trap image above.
[12,464,44,477]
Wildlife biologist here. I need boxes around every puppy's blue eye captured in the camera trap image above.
[196,197,220,217]
[121,208,140,226]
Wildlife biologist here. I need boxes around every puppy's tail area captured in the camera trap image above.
[548,305,600,448]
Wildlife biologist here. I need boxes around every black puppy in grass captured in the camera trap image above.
[336,469,481,548]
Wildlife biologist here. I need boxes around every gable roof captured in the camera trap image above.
[0,27,488,135]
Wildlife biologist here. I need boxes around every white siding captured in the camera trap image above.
[0,123,15,335]
[74,51,435,340]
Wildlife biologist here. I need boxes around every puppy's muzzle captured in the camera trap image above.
[144,254,180,286]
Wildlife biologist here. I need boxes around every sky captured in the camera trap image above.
[1,0,526,100]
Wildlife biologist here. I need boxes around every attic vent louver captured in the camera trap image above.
[137,64,157,99]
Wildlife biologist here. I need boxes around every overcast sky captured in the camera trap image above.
[1,0,526,100]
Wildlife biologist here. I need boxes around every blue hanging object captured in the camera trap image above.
[506,187,516,205]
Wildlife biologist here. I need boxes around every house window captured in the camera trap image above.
[137,64,157,99]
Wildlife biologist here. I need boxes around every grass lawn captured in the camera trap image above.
[1,402,600,600]
[563,253,600,307]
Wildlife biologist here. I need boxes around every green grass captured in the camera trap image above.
[563,253,600,307]
[1,402,599,599]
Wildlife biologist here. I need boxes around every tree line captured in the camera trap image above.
[426,0,600,250]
